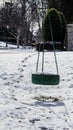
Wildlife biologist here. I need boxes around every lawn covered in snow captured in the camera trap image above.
[0,42,73,130]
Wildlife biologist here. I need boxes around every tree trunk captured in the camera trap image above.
[17,29,20,48]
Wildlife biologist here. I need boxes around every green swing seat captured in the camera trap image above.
[32,73,60,85]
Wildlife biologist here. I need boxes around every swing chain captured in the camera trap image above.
[36,13,59,75]
[49,14,59,75]
[36,43,45,73]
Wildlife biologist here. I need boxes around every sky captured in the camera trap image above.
[0,0,3,6]
[0,0,9,6]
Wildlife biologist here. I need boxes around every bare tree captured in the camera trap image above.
[0,0,49,45]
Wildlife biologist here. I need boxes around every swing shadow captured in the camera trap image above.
[34,100,65,107]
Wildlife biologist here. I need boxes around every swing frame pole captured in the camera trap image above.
[36,43,45,73]
[36,44,40,72]
[42,43,45,72]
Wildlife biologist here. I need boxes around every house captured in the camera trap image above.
[67,24,73,51]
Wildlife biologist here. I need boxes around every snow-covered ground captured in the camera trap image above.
[0,41,73,130]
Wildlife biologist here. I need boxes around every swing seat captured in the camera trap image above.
[32,73,60,85]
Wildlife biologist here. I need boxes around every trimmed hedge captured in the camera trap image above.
[42,8,66,43]
[58,11,67,42]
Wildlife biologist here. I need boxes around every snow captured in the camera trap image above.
[0,41,73,130]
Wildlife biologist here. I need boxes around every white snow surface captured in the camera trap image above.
[0,42,73,130]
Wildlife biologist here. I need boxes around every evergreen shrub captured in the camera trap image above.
[42,8,66,43]
[58,11,67,42]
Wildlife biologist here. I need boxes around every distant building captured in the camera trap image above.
[67,24,73,51]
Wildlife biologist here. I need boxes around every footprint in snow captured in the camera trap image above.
[28,55,31,58]
[2,77,7,80]
[69,84,73,88]
[21,55,32,63]
[23,64,26,67]
[39,126,48,130]
[22,57,28,62]
[29,118,40,123]
[18,68,24,72]
[19,75,24,78]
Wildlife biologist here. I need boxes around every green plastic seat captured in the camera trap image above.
[32,73,60,85]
